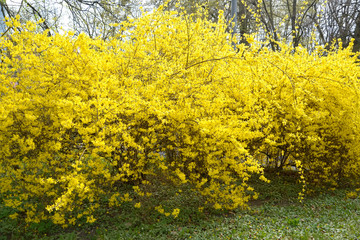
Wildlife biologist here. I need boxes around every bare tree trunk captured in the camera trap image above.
[239,0,249,44]
[353,11,360,52]
[261,0,279,50]
[291,0,299,48]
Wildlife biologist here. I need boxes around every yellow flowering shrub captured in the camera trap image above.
[0,5,359,226]
[246,40,360,187]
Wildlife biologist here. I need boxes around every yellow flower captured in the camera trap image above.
[86,215,96,224]
[171,208,180,218]
[9,213,18,219]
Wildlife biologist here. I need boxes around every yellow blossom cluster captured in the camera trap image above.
[0,5,359,226]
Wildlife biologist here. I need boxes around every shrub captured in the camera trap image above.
[0,6,359,227]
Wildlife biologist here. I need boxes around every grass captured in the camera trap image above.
[1,171,360,240]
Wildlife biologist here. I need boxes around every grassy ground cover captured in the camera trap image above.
[1,171,359,240]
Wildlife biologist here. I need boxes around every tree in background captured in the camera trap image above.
[245,0,360,51]
[316,0,360,49]
[1,0,144,39]
[151,0,360,52]
[1,0,359,51]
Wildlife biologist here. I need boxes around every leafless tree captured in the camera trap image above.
[2,0,142,39]
[315,0,360,51]
[1,0,359,51]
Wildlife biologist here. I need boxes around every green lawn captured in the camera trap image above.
[1,172,360,240]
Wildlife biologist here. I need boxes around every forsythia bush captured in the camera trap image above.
[0,7,359,226]
[246,40,360,186]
